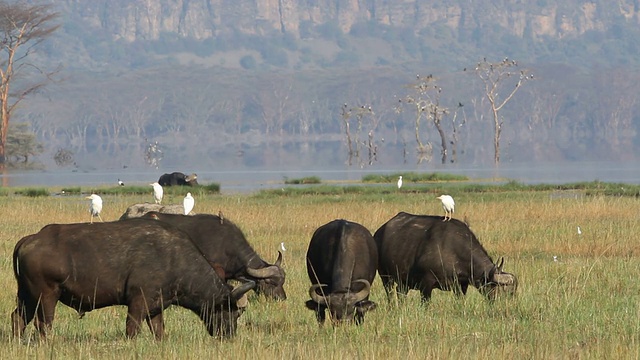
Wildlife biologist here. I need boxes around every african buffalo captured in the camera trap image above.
[374,212,517,302]
[305,219,377,325]
[11,219,255,340]
[158,172,198,186]
[142,212,286,300]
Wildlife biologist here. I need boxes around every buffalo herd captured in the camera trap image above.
[12,204,517,341]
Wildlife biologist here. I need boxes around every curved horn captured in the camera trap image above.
[274,251,283,267]
[231,280,256,302]
[309,284,329,305]
[496,257,505,272]
[245,265,280,279]
[347,279,371,303]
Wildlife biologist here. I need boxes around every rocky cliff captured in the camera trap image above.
[58,0,636,42]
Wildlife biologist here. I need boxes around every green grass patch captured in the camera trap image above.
[60,186,81,194]
[85,184,221,196]
[284,176,322,185]
[13,188,49,197]
[362,172,469,183]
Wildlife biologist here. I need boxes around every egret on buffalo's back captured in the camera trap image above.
[151,182,163,204]
[436,195,455,221]
[183,192,195,215]
[86,194,103,224]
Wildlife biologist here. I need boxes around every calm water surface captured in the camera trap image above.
[1,161,638,194]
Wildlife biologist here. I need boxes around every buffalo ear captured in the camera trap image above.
[496,257,505,272]
[304,300,320,311]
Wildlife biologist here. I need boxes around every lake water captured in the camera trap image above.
[1,160,638,194]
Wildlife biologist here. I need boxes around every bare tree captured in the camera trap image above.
[396,74,452,163]
[474,58,532,165]
[0,2,59,166]
[341,103,374,166]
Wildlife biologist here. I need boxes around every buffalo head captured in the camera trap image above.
[244,251,287,300]
[305,279,376,325]
[203,280,255,338]
[479,257,518,300]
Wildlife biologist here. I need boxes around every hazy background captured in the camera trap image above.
[5,0,640,188]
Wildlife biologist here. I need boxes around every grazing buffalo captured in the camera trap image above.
[305,219,377,325]
[11,219,255,340]
[142,212,287,300]
[158,172,198,186]
[374,212,517,302]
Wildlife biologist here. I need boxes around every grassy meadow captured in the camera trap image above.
[0,183,639,358]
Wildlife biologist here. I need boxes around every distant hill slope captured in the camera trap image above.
[40,0,640,71]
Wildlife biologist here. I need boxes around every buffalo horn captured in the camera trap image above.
[496,257,505,272]
[347,279,371,303]
[231,280,256,302]
[275,251,283,267]
[245,265,280,279]
[309,284,329,305]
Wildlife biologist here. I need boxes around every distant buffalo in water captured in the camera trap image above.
[158,172,198,186]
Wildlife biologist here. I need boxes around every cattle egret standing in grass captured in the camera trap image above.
[577,226,582,235]
[118,179,124,186]
[436,195,455,221]
[86,194,103,224]
[151,182,163,204]
[183,192,195,215]
[397,176,403,189]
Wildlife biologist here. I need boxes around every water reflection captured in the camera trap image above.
[2,160,638,194]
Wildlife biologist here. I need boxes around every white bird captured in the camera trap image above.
[553,255,558,262]
[150,182,163,204]
[577,226,582,235]
[280,242,287,252]
[118,178,125,186]
[436,195,455,221]
[397,175,403,189]
[86,194,103,224]
[183,192,195,215]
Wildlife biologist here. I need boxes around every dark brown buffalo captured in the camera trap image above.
[11,219,255,340]
[374,212,517,302]
[158,172,198,186]
[305,219,377,325]
[142,212,286,300]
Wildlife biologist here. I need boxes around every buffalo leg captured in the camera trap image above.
[11,297,36,339]
[379,275,396,303]
[146,313,164,340]
[126,301,148,339]
[34,293,59,339]
[419,285,434,303]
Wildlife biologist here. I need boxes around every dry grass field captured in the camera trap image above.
[0,188,639,358]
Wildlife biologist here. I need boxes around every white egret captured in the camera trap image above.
[436,195,455,221]
[577,226,582,235]
[397,175,403,189]
[118,179,125,186]
[150,182,163,204]
[280,242,287,252]
[86,194,103,224]
[183,192,195,215]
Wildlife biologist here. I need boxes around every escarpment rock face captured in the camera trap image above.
[55,0,637,43]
